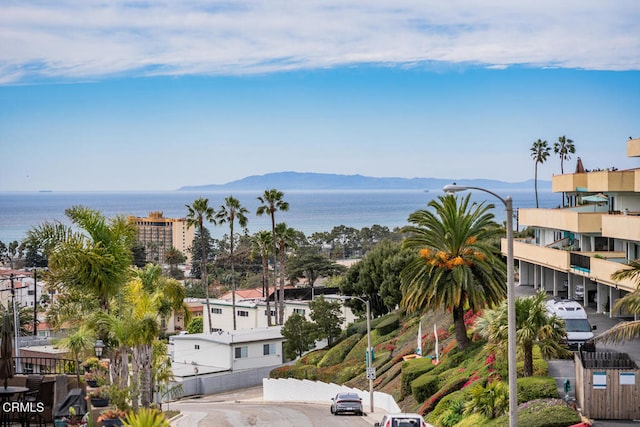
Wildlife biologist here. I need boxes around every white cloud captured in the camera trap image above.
[1,0,639,84]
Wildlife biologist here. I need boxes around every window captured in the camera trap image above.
[235,346,248,359]
[263,343,276,356]
[212,308,222,314]
[264,310,276,317]
[194,345,200,350]
[237,310,249,317]
[293,308,305,315]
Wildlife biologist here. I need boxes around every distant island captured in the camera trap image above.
[178,171,550,192]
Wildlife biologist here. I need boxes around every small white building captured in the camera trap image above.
[169,326,285,377]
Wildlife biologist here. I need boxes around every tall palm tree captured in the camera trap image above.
[595,262,640,344]
[256,189,289,326]
[530,139,551,208]
[400,194,507,350]
[251,231,273,324]
[474,291,571,377]
[554,135,575,175]
[185,198,216,334]
[554,135,576,207]
[274,222,298,324]
[216,196,249,330]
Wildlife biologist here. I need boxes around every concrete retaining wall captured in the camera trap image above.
[263,378,401,413]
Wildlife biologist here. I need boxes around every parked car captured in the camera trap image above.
[574,284,584,300]
[330,392,363,416]
[374,413,433,427]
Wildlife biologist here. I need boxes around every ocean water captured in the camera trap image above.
[0,189,558,243]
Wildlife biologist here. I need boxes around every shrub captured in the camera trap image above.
[401,357,436,397]
[122,407,169,427]
[492,398,581,427]
[454,412,490,427]
[411,373,439,403]
[375,314,400,336]
[427,389,468,425]
[517,358,549,377]
[302,349,327,366]
[517,376,559,404]
[464,380,509,419]
[318,334,360,367]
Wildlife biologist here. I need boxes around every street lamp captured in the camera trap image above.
[443,184,517,427]
[94,339,105,358]
[342,295,373,413]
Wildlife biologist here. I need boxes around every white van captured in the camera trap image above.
[545,299,596,351]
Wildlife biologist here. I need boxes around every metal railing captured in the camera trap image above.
[14,356,81,375]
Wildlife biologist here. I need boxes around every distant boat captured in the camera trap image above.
[39,190,53,193]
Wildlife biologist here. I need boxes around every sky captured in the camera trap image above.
[1,1,639,192]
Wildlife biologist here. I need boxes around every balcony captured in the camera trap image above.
[602,214,640,241]
[627,137,640,157]
[552,173,588,193]
[504,239,570,270]
[552,169,636,193]
[518,208,603,234]
[589,256,636,292]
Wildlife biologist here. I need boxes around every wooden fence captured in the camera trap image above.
[575,351,640,420]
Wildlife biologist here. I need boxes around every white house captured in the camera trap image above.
[168,326,285,377]
[199,294,357,333]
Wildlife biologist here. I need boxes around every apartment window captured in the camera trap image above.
[194,345,200,350]
[235,346,248,359]
[237,310,249,317]
[293,308,306,315]
[212,308,222,314]
[264,310,276,317]
[211,328,222,333]
[263,343,276,356]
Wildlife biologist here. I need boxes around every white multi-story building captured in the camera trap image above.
[507,138,640,318]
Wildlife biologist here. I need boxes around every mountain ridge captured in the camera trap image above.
[178,171,550,191]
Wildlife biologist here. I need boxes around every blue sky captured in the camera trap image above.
[1,1,639,191]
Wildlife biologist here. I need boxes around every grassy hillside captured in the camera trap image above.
[270,308,586,427]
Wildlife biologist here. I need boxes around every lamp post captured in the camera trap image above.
[342,295,373,413]
[94,339,104,358]
[443,184,517,427]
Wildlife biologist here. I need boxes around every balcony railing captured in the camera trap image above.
[14,356,81,375]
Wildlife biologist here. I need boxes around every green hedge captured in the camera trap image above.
[517,376,559,403]
[411,373,439,403]
[401,357,436,397]
[376,314,400,336]
[318,334,361,367]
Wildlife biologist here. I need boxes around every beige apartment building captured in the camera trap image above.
[128,211,195,265]
[505,138,640,318]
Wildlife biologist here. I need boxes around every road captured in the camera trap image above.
[169,386,375,427]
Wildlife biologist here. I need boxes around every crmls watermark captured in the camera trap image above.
[2,401,45,413]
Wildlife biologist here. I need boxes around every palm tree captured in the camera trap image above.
[554,135,575,175]
[400,194,507,350]
[185,198,216,334]
[26,205,135,313]
[474,291,571,377]
[530,139,551,208]
[595,262,640,344]
[274,223,298,324]
[256,189,289,326]
[554,135,575,207]
[216,196,249,330]
[251,231,273,324]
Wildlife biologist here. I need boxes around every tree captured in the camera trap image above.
[185,197,216,334]
[26,205,135,313]
[554,135,575,207]
[554,135,575,175]
[339,240,410,317]
[286,251,347,289]
[165,247,186,279]
[530,138,551,208]
[256,189,289,326]
[309,295,344,347]
[251,230,273,304]
[216,196,249,331]
[274,223,298,324]
[281,313,317,359]
[187,316,203,334]
[400,194,507,350]
[474,291,571,377]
